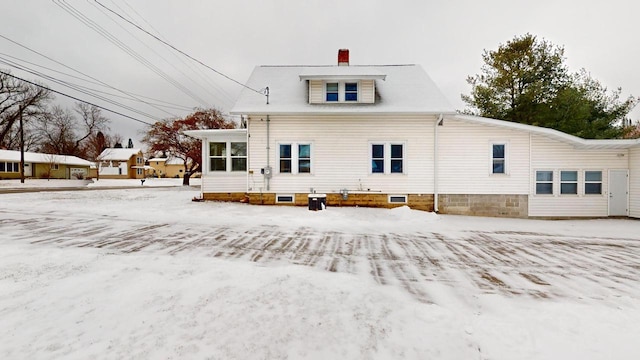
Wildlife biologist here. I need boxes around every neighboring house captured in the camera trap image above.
[186,49,640,219]
[148,157,189,178]
[97,148,146,179]
[0,149,91,180]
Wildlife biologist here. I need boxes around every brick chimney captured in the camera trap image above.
[338,49,349,66]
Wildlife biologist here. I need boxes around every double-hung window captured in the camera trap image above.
[535,171,553,195]
[345,83,358,101]
[560,171,578,195]
[209,141,247,172]
[278,143,312,174]
[371,143,405,174]
[584,171,602,195]
[325,83,338,102]
[491,143,506,174]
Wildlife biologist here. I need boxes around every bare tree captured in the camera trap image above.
[0,71,52,149]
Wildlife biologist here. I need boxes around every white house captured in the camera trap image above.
[186,50,640,218]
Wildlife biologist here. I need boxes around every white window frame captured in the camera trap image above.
[136,168,143,176]
[490,141,508,175]
[584,170,603,195]
[208,141,247,173]
[369,142,406,175]
[324,81,360,103]
[535,170,554,195]
[388,195,408,204]
[277,142,313,175]
[276,194,295,204]
[560,170,579,196]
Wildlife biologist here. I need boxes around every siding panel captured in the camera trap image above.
[630,148,640,218]
[309,80,323,104]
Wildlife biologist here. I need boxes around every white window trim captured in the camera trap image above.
[584,170,604,196]
[208,141,247,173]
[276,194,295,204]
[559,169,579,196]
[323,81,360,103]
[369,142,406,175]
[489,141,508,176]
[534,169,554,196]
[388,195,408,204]
[277,142,313,175]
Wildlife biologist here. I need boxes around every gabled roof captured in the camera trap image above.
[0,149,91,166]
[98,148,142,161]
[453,114,640,149]
[230,64,455,115]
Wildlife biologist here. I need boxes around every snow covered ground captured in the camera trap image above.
[0,186,639,359]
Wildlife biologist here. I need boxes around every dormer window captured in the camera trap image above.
[326,83,339,102]
[345,83,358,101]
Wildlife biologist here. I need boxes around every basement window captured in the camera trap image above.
[276,194,295,204]
[388,195,408,204]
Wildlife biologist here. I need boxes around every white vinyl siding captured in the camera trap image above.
[246,115,435,194]
[629,148,640,218]
[309,80,323,103]
[437,119,529,194]
[199,131,248,193]
[528,135,629,217]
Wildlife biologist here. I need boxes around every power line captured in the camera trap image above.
[0,70,154,126]
[94,0,267,98]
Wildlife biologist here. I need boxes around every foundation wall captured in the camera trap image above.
[438,194,528,218]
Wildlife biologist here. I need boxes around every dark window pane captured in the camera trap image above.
[231,158,246,171]
[372,159,384,173]
[391,160,403,173]
[585,183,602,194]
[345,93,357,101]
[280,160,291,173]
[280,144,291,158]
[326,93,338,101]
[372,144,384,158]
[493,160,505,174]
[345,83,358,91]
[492,144,505,158]
[536,171,553,181]
[298,144,310,158]
[391,144,403,158]
[585,171,602,182]
[561,171,577,181]
[231,142,247,156]
[298,160,311,173]
[210,158,226,171]
[0,162,5,172]
[561,183,577,194]
[536,183,553,194]
[210,142,226,156]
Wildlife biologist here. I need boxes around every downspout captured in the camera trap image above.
[433,114,443,213]
[266,114,270,191]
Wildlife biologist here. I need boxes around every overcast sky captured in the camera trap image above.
[2,0,639,147]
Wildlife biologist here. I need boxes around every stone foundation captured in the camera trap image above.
[437,194,528,218]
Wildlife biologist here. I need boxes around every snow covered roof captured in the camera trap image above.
[0,149,91,166]
[98,148,142,161]
[230,65,455,115]
[453,114,640,149]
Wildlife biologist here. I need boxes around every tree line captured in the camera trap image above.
[0,70,121,162]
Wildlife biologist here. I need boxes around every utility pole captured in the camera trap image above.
[19,105,25,184]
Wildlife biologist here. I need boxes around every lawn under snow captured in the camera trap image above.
[0,183,639,359]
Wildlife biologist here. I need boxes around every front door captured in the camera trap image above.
[608,170,628,216]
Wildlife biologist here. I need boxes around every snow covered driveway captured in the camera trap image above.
[1,187,639,359]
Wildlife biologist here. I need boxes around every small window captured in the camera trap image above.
[137,168,143,175]
[371,144,384,173]
[209,142,226,171]
[0,162,5,172]
[231,142,247,171]
[298,144,311,173]
[492,144,505,174]
[536,171,553,195]
[279,144,292,173]
[326,83,338,102]
[389,195,407,204]
[345,82,358,101]
[560,171,578,195]
[585,171,602,195]
[390,144,403,173]
[276,194,294,203]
